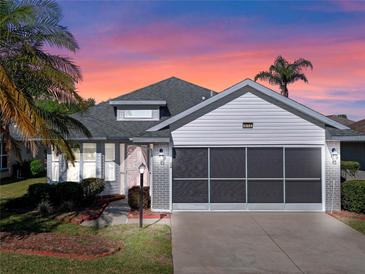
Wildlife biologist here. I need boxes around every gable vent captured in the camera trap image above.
[242,122,254,129]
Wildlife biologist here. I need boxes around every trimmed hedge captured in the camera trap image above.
[341,180,365,214]
[341,161,360,177]
[28,182,83,207]
[128,186,151,210]
[81,178,105,201]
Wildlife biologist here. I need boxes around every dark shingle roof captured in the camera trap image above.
[70,77,216,140]
[326,115,355,126]
[350,119,365,133]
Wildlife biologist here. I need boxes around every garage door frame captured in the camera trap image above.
[172,145,325,212]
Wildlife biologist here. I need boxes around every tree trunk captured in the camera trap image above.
[280,84,289,97]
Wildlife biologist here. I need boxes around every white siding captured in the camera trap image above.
[172,92,325,146]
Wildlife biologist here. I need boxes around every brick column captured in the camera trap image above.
[325,141,341,211]
[151,144,171,211]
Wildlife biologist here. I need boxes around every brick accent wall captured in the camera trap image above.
[151,144,171,211]
[325,141,341,211]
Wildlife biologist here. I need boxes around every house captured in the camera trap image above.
[0,135,45,180]
[47,77,365,212]
[327,115,365,179]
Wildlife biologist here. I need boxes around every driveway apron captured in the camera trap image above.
[171,212,365,274]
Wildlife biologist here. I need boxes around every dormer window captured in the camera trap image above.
[124,109,153,119]
[116,109,159,121]
[110,100,166,121]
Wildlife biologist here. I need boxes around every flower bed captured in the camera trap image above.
[55,194,125,225]
[328,210,365,221]
[0,232,121,260]
[128,209,170,219]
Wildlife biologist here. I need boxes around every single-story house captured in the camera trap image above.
[47,77,365,212]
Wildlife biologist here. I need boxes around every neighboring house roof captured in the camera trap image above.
[350,119,365,133]
[69,77,216,140]
[148,79,349,132]
[326,115,355,126]
[326,127,365,141]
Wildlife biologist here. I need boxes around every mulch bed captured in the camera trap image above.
[128,209,170,219]
[328,210,365,221]
[55,195,125,225]
[0,232,121,260]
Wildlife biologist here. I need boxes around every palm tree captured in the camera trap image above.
[254,56,313,97]
[0,0,89,161]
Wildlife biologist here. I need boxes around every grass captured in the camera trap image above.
[0,178,172,274]
[337,218,365,235]
[0,177,46,201]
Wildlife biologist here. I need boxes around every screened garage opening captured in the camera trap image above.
[172,147,323,211]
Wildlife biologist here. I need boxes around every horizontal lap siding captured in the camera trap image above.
[172,93,325,146]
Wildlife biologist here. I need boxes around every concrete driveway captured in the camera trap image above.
[172,213,365,274]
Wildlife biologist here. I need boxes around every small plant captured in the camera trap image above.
[37,200,53,217]
[128,186,151,210]
[81,178,105,201]
[30,160,45,177]
[341,180,365,214]
[341,161,360,177]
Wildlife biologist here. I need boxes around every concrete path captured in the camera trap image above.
[82,199,129,228]
[81,199,171,227]
[172,212,365,274]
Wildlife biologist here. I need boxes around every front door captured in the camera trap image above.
[126,145,150,189]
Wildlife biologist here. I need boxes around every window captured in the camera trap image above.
[117,109,158,121]
[67,147,80,182]
[104,143,115,181]
[51,149,59,181]
[82,143,96,178]
[0,142,8,170]
[124,109,153,118]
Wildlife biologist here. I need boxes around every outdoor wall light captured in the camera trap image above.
[139,163,146,174]
[159,148,165,165]
[331,148,338,164]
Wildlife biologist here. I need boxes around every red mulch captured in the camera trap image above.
[55,195,125,225]
[128,209,170,219]
[328,210,365,221]
[0,232,121,260]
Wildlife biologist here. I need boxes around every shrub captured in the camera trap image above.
[59,200,76,212]
[37,200,53,217]
[54,182,83,206]
[341,180,365,214]
[81,178,105,201]
[28,183,55,205]
[341,161,360,177]
[128,186,151,210]
[30,160,45,177]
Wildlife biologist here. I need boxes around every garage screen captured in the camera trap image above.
[172,147,322,208]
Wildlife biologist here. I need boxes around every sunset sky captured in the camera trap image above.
[57,0,365,120]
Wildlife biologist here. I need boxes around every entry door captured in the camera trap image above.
[126,145,149,189]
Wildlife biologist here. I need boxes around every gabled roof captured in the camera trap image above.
[326,115,355,127]
[69,77,216,140]
[350,119,365,133]
[147,79,349,132]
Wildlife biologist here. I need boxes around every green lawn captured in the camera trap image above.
[337,218,365,235]
[0,178,172,274]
